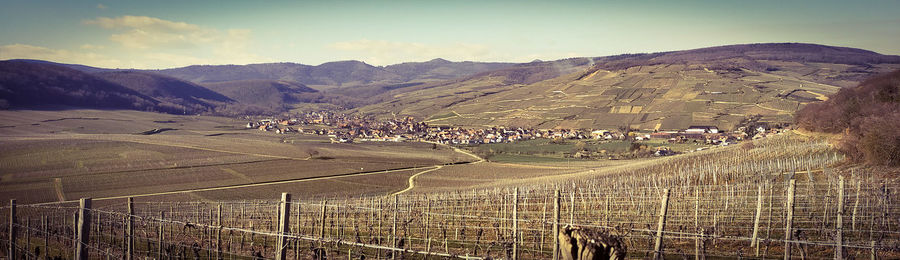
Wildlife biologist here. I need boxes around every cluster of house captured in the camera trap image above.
[246,111,786,146]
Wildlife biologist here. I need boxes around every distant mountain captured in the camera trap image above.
[5,43,900,124]
[6,59,115,74]
[150,61,395,87]
[0,60,158,111]
[383,58,514,82]
[201,79,316,110]
[353,43,900,130]
[95,71,234,113]
[150,59,514,88]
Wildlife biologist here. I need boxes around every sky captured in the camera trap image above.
[1,0,899,69]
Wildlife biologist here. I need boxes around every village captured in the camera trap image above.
[245,111,788,155]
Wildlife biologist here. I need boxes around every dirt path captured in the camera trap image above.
[30,140,485,205]
[53,178,65,202]
[388,141,485,196]
[390,166,443,196]
[33,166,437,205]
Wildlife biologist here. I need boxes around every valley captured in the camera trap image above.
[2,43,900,259]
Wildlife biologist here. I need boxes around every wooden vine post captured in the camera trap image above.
[654,189,670,260]
[157,211,163,259]
[512,187,519,260]
[391,195,399,260]
[784,179,796,260]
[75,198,92,260]
[276,193,291,260]
[835,176,844,260]
[552,189,561,260]
[752,185,763,257]
[43,216,49,260]
[126,197,134,260]
[319,199,327,247]
[217,204,224,260]
[8,199,16,260]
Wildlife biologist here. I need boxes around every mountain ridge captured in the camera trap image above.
[4,43,900,125]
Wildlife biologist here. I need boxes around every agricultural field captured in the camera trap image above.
[465,138,710,163]
[0,110,469,204]
[7,132,896,260]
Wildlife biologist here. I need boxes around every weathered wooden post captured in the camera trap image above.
[43,216,49,260]
[753,185,763,257]
[784,180,796,260]
[569,190,575,225]
[870,241,877,260]
[695,188,701,260]
[836,176,844,260]
[126,197,134,260]
[425,199,431,254]
[320,199,327,250]
[8,199,16,260]
[553,189,560,260]
[654,189,670,260]
[852,180,860,231]
[75,198,92,260]
[73,211,79,259]
[275,193,291,260]
[25,218,31,260]
[157,211,163,259]
[217,204,224,260]
[512,187,519,260]
[294,199,303,260]
[391,195,399,260]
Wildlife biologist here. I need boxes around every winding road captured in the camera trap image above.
[388,140,486,196]
[34,140,485,205]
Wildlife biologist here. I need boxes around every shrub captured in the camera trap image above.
[798,69,900,166]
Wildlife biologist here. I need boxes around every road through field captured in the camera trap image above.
[30,140,484,205]
[390,166,443,196]
[34,165,438,205]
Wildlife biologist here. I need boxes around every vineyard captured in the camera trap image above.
[2,133,899,259]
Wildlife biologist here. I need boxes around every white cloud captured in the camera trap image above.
[96,4,107,10]
[85,16,201,32]
[79,44,106,50]
[84,16,216,50]
[33,15,274,68]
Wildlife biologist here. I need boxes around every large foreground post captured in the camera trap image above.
[553,189,561,260]
[75,198,92,260]
[276,193,292,260]
[836,176,844,260]
[753,185,763,256]
[512,188,519,260]
[784,180,796,260]
[654,189,670,260]
[8,199,16,260]
[126,197,134,260]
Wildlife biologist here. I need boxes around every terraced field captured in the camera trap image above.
[355,59,900,131]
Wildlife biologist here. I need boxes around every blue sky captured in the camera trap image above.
[1,0,898,69]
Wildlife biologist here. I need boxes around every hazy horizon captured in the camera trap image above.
[2,0,899,69]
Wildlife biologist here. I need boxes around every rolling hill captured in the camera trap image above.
[352,43,900,131]
[0,60,158,111]
[201,79,317,113]
[796,69,900,165]
[151,59,514,89]
[0,61,236,114]
[95,71,234,113]
[4,43,900,128]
